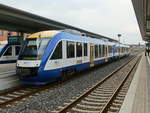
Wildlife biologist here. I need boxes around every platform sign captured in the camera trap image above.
[8,36,21,45]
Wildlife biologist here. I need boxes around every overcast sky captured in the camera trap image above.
[0,0,144,44]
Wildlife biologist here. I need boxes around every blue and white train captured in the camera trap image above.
[0,36,21,64]
[16,30,129,85]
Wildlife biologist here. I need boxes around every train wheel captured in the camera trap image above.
[61,69,76,80]
[61,70,67,81]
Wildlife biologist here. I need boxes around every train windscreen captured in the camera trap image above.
[19,38,50,60]
[0,45,5,53]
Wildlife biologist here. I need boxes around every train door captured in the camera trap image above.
[106,45,109,57]
[89,43,94,67]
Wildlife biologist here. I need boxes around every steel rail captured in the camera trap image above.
[0,56,135,108]
[57,55,139,113]
[100,56,141,113]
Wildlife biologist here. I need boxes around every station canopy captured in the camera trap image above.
[0,4,117,42]
[132,0,150,41]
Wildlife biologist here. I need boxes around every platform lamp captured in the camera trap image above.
[117,34,121,59]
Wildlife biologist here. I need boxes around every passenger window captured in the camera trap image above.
[103,45,105,57]
[76,42,82,57]
[84,43,88,56]
[3,47,12,56]
[95,45,98,58]
[99,45,101,57]
[51,41,62,60]
[110,46,112,53]
[106,46,108,56]
[67,41,75,58]
[108,46,110,53]
[15,46,21,56]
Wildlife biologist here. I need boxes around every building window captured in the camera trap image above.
[95,45,98,58]
[76,42,82,57]
[84,43,88,56]
[0,31,3,36]
[51,41,62,59]
[67,41,75,58]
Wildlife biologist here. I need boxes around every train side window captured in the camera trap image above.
[51,41,62,59]
[110,46,112,53]
[67,41,75,58]
[3,47,12,56]
[76,42,82,57]
[99,45,101,57]
[95,45,98,58]
[106,46,108,56]
[108,46,111,53]
[15,46,21,56]
[103,45,105,57]
[84,43,88,56]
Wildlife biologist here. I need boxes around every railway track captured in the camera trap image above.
[0,55,138,109]
[0,79,71,108]
[0,85,44,108]
[52,55,141,113]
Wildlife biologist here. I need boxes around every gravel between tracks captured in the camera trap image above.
[0,56,133,113]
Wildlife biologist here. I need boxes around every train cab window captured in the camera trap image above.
[15,46,21,56]
[76,42,82,57]
[67,41,75,58]
[84,43,88,56]
[3,47,12,56]
[95,45,98,58]
[51,41,62,59]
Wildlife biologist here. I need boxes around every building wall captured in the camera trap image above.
[0,30,29,44]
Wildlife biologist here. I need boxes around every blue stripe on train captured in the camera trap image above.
[0,60,16,64]
[20,58,113,85]
[20,62,90,85]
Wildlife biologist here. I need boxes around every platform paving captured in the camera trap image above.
[0,63,16,73]
[0,63,19,90]
[119,54,150,113]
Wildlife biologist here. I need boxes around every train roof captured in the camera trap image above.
[27,30,117,45]
[116,43,130,48]
[28,30,60,38]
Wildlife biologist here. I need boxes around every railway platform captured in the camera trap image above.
[119,54,150,113]
[0,63,19,90]
[0,63,16,72]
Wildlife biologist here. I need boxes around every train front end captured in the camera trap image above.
[16,30,59,85]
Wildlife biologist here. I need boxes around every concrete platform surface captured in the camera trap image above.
[0,63,16,72]
[0,63,19,90]
[119,54,150,113]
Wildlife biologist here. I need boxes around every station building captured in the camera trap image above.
[0,30,29,44]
